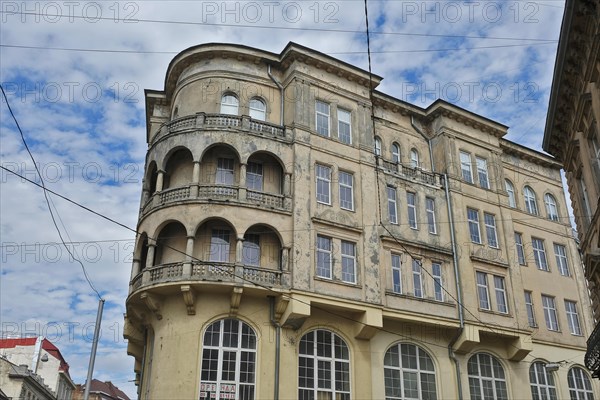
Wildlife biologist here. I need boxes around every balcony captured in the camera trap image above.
[131,261,289,292]
[586,321,600,378]
[378,158,443,187]
[151,113,287,145]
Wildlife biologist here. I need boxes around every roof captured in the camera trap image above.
[0,337,70,375]
[84,379,131,400]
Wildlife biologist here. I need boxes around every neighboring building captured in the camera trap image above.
[0,337,75,399]
[543,0,600,378]
[124,42,597,399]
[0,357,55,400]
[72,380,130,400]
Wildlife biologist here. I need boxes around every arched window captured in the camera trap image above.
[505,179,516,208]
[299,330,350,399]
[200,319,257,400]
[384,343,437,399]
[392,143,400,163]
[410,149,419,168]
[468,353,508,400]
[544,193,559,221]
[568,367,594,400]
[374,137,382,156]
[220,94,239,115]
[524,186,539,215]
[530,362,557,400]
[249,98,266,121]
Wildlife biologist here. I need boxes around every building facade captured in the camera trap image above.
[124,42,597,399]
[542,0,600,378]
[0,358,56,400]
[72,379,130,400]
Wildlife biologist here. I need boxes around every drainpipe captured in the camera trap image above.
[267,65,284,126]
[269,296,281,400]
[411,116,434,172]
[444,173,464,400]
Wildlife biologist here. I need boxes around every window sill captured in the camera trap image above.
[478,308,512,317]
[385,290,456,307]
[315,276,361,288]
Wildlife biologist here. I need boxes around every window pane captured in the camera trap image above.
[460,151,473,183]
[476,157,489,189]
[468,208,481,243]
[426,197,436,234]
[339,171,354,210]
[392,254,402,294]
[316,165,331,204]
[316,235,332,279]
[387,186,398,224]
[341,241,356,284]
[316,101,330,136]
[338,109,351,144]
[407,192,417,229]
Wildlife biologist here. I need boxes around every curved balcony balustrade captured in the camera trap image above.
[130,260,290,292]
[151,113,288,146]
[378,158,444,187]
[141,184,291,215]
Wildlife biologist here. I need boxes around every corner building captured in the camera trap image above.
[125,43,597,399]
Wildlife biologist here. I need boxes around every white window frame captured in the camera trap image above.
[476,271,490,310]
[505,179,516,208]
[494,275,508,314]
[220,94,239,115]
[337,109,351,144]
[544,193,559,221]
[532,238,548,271]
[524,186,539,215]
[383,344,437,400]
[391,254,402,294]
[410,148,419,168]
[316,235,332,279]
[407,192,418,229]
[412,259,423,298]
[387,186,398,224]
[476,156,489,189]
[391,143,400,163]
[246,162,263,192]
[467,353,508,400]
[249,97,266,121]
[568,367,594,399]
[525,291,536,327]
[530,362,558,400]
[316,164,331,205]
[338,171,354,211]
[432,262,443,301]
[374,137,382,156]
[515,232,526,265]
[484,213,498,248]
[460,151,473,183]
[341,241,356,284]
[426,197,437,234]
[565,300,582,336]
[542,295,559,331]
[467,208,481,244]
[315,100,330,137]
[554,243,570,276]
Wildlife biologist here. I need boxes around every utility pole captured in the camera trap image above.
[83,298,105,400]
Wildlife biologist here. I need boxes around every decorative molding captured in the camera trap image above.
[180,285,196,315]
[230,287,243,316]
[140,292,162,320]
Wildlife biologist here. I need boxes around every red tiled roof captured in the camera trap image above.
[0,338,37,348]
[0,337,70,375]
[88,379,130,400]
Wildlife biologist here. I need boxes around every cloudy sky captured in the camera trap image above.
[0,1,566,397]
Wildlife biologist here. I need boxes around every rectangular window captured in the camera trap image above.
[387,186,398,224]
[316,101,330,137]
[341,241,356,284]
[515,232,526,265]
[467,208,481,244]
[494,276,508,313]
[216,158,234,185]
[242,234,260,266]
[565,300,582,335]
[210,229,231,262]
[337,109,351,144]
[316,164,331,205]
[432,262,443,301]
[426,197,437,234]
[542,295,559,331]
[316,235,332,279]
[407,192,417,229]
[476,156,489,189]
[525,291,536,327]
[532,238,548,271]
[412,259,423,297]
[554,243,570,276]
[484,213,498,248]
[339,171,354,211]
[476,271,490,310]
[460,151,473,183]
[391,254,402,293]
[246,162,263,191]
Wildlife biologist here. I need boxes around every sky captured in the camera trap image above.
[0,1,567,398]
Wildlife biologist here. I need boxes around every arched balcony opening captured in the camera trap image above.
[199,145,240,198]
[154,221,188,266]
[193,219,237,265]
[245,152,287,208]
[163,148,194,190]
[145,162,158,194]
[242,224,283,270]
[138,233,150,270]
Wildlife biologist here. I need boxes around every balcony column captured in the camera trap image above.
[131,259,141,280]
[182,236,195,278]
[191,161,201,198]
[281,247,291,271]
[239,163,247,200]
[142,243,156,285]
[283,173,292,196]
[155,170,165,192]
[236,236,245,264]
